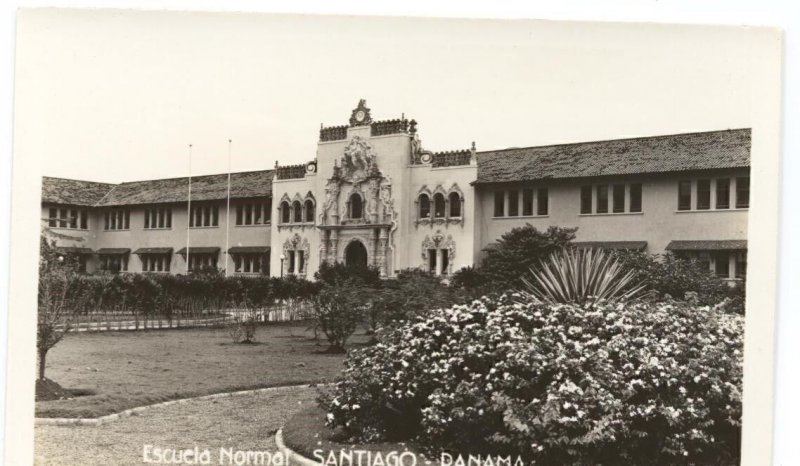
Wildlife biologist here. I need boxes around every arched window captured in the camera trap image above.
[292,201,303,223]
[419,194,431,219]
[449,192,462,217]
[433,193,446,218]
[280,201,291,224]
[349,194,363,219]
[304,200,315,223]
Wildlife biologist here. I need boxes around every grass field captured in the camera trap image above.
[36,323,363,418]
[36,385,318,466]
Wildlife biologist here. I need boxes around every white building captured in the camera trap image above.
[41,100,750,281]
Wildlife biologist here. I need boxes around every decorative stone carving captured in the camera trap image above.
[421,230,455,275]
[349,99,372,127]
[341,136,380,184]
[283,233,311,277]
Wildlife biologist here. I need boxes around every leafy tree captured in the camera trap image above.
[37,237,87,380]
[313,278,367,352]
[477,225,577,291]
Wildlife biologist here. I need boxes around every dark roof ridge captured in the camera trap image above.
[115,168,275,185]
[475,128,751,156]
[42,175,118,186]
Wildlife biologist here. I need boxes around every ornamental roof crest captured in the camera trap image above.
[335,136,381,184]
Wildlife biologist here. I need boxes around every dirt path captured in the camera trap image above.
[35,386,318,465]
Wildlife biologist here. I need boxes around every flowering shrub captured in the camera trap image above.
[321,295,743,464]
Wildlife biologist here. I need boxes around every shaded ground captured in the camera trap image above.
[282,404,438,465]
[35,386,317,466]
[37,324,363,418]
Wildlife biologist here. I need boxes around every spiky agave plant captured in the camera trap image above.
[520,248,646,305]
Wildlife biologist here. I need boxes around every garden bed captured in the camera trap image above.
[36,324,366,418]
[281,405,438,466]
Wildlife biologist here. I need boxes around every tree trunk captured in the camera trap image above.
[38,350,47,380]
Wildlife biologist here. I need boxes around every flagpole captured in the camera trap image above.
[186,144,193,274]
[225,139,232,277]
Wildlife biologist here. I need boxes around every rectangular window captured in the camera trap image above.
[48,207,88,229]
[59,208,68,228]
[612,184,625,213]
[104,209,130,230]
[508,190,519,217]
[245,204,253,225]
[145,255,166,273]
[714,252,730,278]
[69,209,78,228]
[235,199,271,226]
[522,189,534,216]
[537,188,548,216]
[494,191,505,217]
[697,179,711,210]
[100,254,128,273]
[189,253,218,272]
[190,204,220,227]
[428,249,437,274]
[580,186,592,214]
[596,185,609,214]
[144,208,172,229]
[629,184,642,213]
[735,251,747,279]
[716,178,730,209]
[678,180,692,211]
[736,176,750,208]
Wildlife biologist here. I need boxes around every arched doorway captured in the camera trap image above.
[344,240,368,268]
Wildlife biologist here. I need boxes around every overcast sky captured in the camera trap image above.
[14,9,777,183]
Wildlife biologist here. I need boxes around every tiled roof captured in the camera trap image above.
[574,241,648,251]
[474,129,751,184]
[41,177,116,206]
[665,240,747,251]
[228,246,270,254]
[55,246,94,255]
[97,170,274,206]
[134,247,174,254]
[97,248,131,254]
[176,247,221,255]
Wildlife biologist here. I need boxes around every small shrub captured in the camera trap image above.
[321,296,743,464]
[521,248,646,304]
[314,278,368,352]
[228,312,258,344]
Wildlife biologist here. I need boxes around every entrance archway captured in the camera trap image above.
[344,240,368,268]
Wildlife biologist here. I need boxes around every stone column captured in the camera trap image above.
[319,230,329,264]
[436,249,444,276]
[371,228,380,268]
[330,230,339,262]
[378,228,389,277]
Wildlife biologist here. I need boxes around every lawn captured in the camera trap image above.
[36,323,363,418]
[36,385,318,465]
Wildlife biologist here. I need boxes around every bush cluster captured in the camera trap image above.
[321,296,744,464]
[611,251,745,312]
[50,269,318,317]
